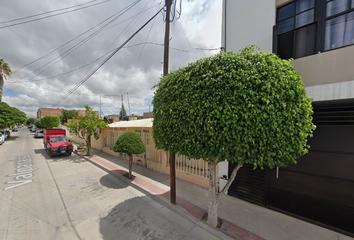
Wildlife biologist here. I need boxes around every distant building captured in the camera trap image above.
[128,116,138,121]
[142,112,153,119]
[106,114,120,123]
[37,108,99,119]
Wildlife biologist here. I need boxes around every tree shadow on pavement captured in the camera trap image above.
[99,174,128,190]
[4,136,19,141]
[99,196,196,240]
[34,149,86,163]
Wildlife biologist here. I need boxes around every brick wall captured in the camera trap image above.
[37,108,99,119]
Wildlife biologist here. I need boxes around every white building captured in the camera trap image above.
[222,0,354,237]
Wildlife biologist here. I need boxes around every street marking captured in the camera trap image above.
[4,155,36,191]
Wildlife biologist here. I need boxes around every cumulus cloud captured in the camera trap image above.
[0,0,221,118]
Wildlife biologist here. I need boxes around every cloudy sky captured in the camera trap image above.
[0,0,222,118]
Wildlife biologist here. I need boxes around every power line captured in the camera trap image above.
[100,0,153,60]
[0,0,112,29]
[8,0,142,87]
[161,0,182,22]
[7,1,160,98]
[101,3,158,32]
[1,0,106,24]
[124,4,157,94]
[9,2,161,89]
[180,15,208,57]
[7,2,160,87]
[49,0,158,108]
[11,1,141,75]
[9,43,219,85]
[53,6,164,107]
[170,0,182,22]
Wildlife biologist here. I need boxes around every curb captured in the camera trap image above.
[74,150,264,240]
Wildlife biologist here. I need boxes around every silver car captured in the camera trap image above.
[0,131,6,141]
[0,133,5,145]
[35,130,44,138]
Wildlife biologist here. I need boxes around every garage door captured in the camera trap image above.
[267,99,354,236]
[228,99,354,236]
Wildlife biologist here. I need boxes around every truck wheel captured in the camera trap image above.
[49,152,53,158]
[67,152,72,156]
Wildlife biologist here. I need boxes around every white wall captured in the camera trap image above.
[222,0,275,53]
[306,80,354,102]
[218,160,229,192]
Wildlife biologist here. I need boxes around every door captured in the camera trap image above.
[267,100,354,236]
[228,99,354,236]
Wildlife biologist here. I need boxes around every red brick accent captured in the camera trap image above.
[37,108,99,119]
[85,154,264,240]
[220,220,266,240]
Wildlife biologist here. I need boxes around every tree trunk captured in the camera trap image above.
[220,163,243,196]
[206,158,219,227]
[0,76,4,102]
[128,154,133,179]
[86,135,91,155]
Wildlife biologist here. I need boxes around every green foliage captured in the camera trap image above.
[152,46,316,169]
[41,115,59,128]
[77,145,85,150]
[60,109,79,124]
[119,103,127,120]
[113,131,146,155]
[67,104,109,154]
[0,59,11,78]
[0,59,12,102]
[34,119,42,128]
[26,118,35,125]
[0,102,27,128]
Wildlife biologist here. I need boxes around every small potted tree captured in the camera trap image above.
[113,131,146,179]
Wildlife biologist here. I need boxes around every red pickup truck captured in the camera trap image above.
[43,129,73,157]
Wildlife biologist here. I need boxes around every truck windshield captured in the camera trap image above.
[50,136,68,143]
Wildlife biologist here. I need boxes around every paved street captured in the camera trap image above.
[0,128,228,240]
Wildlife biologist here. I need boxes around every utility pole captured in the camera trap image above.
[121,94,123,120]
[163,0,176,204]
[127,92,131,116]
[100,95,101,118]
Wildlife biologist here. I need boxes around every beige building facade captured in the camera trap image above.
[222,0,354,237]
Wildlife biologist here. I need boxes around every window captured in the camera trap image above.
[277,0,316,59]
[325,0,354,50]
[276,0,354,59]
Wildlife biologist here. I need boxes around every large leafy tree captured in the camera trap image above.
[113,131,146,179]
[0,102,27,128]
[152,47,316,227]
[119,103,127,120]
[34,119,42,128]
[0,59,12,102]
[26,118,35,125]
[41,115,59,128]
[67,104,108,155]
[60,109,79,124]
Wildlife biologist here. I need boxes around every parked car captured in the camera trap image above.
[30,127,37,132]
[1,130,10,139]
[12,127,18,132]
[0,132,4,144]
[35,130,44,138]
[28,124,34,129]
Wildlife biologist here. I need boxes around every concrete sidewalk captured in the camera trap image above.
[75,146,352,240]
